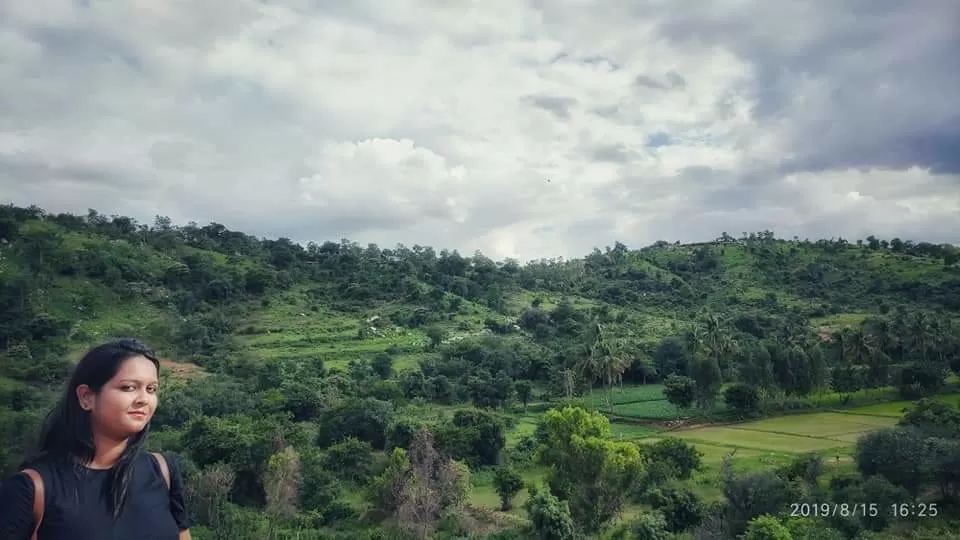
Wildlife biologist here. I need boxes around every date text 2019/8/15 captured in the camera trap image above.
[790,503,938,519]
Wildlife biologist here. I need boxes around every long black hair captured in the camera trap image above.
[21,338,160,518]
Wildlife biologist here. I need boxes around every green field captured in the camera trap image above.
[473,395,958,512]
[578,384,667,407]
[837,393,960,417]
[626,405,917,457]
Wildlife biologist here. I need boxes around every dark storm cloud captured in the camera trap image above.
[524,94,580,119]
[779,122,960,176]
[589,104,630,120]
[22,25,140,70]
[634,74,669,90]
[0,154,147,191]
[650,0,960,174]
[590,143,633,163]
[581,55,621,70]
[664,71,686,89]
[634,71,687,91]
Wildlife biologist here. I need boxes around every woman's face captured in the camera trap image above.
[77,355,160,440]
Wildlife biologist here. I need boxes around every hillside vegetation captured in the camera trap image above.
[2,203,960,539]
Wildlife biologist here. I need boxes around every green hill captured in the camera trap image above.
[2,204,960,539]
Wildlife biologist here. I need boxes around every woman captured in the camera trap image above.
[0,339,191,539]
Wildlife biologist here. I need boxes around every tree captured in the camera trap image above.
[743,515,792,540]
[827,473,909,533]
[736,344,777,399]
[806,345,828,402]
[691,357,722,411]
[898,398,960,438]
[653,336,691,378]
[722,460,801,537]
[17,220,65,279]
[281,382,324,422]
[514,380,533,410]
[263,446,301,538]
[535,406,644,533]
[830,364,864,405]
[397,428,471,538]
[663,374,696,418]
[855,427,932,497]
[493,465,524,511]
[525,485,577,540]
[316,397,395,450]
[425,326,448,350]
[184,463,237,531]
[723,383,760,419]
[617,511,670,540]
[777,453,823,487]
[640,438,703,480]
[785,518,844,540]
[645,485,703,532]
[365,448,411,518]
[371,352,394,379]
[897,363,944,398]
[702,313,738,379]
[435,409,506,467]
[182,414,284,505]
[322,437,374,485]
[596,341,631,412]
[139,387,199,430]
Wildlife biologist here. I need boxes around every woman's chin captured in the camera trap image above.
[121,416,152,434]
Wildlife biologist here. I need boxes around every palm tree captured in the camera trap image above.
[908,311,933,364]
[864,317,896,359]
[833,327,854,365]
[685,325,707,358]
[847,329,876,366]
[596,341,631,414]
[846,328,881,395]
[891,308,910,362]
[929,314,952,367]
[703,319,738,381]
[576,320,607,397]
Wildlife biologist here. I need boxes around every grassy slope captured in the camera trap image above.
[223,242,955,372]
[14,223,957,529]
[8,226,952,371]
[233,283,507,371]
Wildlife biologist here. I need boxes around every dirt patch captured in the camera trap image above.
[650,419,716,430]
[672,422,714,431]
[458,505,526,536]
[818,326,835,343]
[160,358,205,380]
[644,418,744,431]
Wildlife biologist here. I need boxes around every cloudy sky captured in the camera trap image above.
[1,0,958,261]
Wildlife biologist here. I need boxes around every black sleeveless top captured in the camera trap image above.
[0,451,189,540]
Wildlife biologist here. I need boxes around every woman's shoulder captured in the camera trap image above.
[15,454,61,479]
[0,471,35,530]
[0,469,34,493]
[0,463,47,506]
[137,450,181,482]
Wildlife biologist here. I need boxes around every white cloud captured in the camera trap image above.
[0,0,957,262]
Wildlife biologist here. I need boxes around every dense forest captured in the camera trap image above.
[1,202,960,539]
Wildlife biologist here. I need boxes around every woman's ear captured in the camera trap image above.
[76,384,95,411]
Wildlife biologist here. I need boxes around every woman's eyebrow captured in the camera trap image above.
[117,378,160,385]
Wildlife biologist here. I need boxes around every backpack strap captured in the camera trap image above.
[150,452,171,490]
[21,469,44,540]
